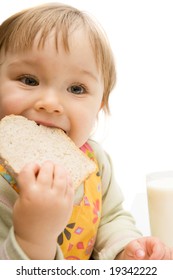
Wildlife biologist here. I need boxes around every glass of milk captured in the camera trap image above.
[146,171,173,247]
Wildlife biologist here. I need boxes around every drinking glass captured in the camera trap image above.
[146,171,173,247]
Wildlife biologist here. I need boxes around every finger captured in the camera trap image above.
[126,240,145,260]
[17,162,40,191]
[53,164,69,195]
[67,174,73,189]
[36,161,54,188]
[148,239,166,260]
[66,174,74,196]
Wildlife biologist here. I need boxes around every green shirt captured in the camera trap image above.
[0,139,141,259]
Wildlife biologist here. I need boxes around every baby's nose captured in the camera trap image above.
[35,91,64,113]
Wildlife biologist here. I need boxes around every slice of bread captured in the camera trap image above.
[0,115,96,189]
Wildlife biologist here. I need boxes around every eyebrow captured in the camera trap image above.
[80,69,99,82]
[7,60,38,68]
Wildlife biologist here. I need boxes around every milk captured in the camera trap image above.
[147,172,173,247]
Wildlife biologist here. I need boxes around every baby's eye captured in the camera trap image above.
[19,75,39,86]
[67,84,86,95]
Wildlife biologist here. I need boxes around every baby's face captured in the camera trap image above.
[0,28,104,147]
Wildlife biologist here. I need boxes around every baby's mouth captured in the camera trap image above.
[36,121,67,134]
[36,121,57,128]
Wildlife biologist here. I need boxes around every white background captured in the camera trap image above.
[1,0,173,235]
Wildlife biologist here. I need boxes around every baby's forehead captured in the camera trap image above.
[1,29,99,74]
[1,24,90,55]
[31,26,90,52]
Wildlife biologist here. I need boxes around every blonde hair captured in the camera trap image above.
[0,3,116,113]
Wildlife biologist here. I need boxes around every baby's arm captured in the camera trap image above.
[13,161,74,259]
[116,236,173,260]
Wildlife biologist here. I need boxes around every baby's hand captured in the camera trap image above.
[119,237,173,260]
[13,161,74,259]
